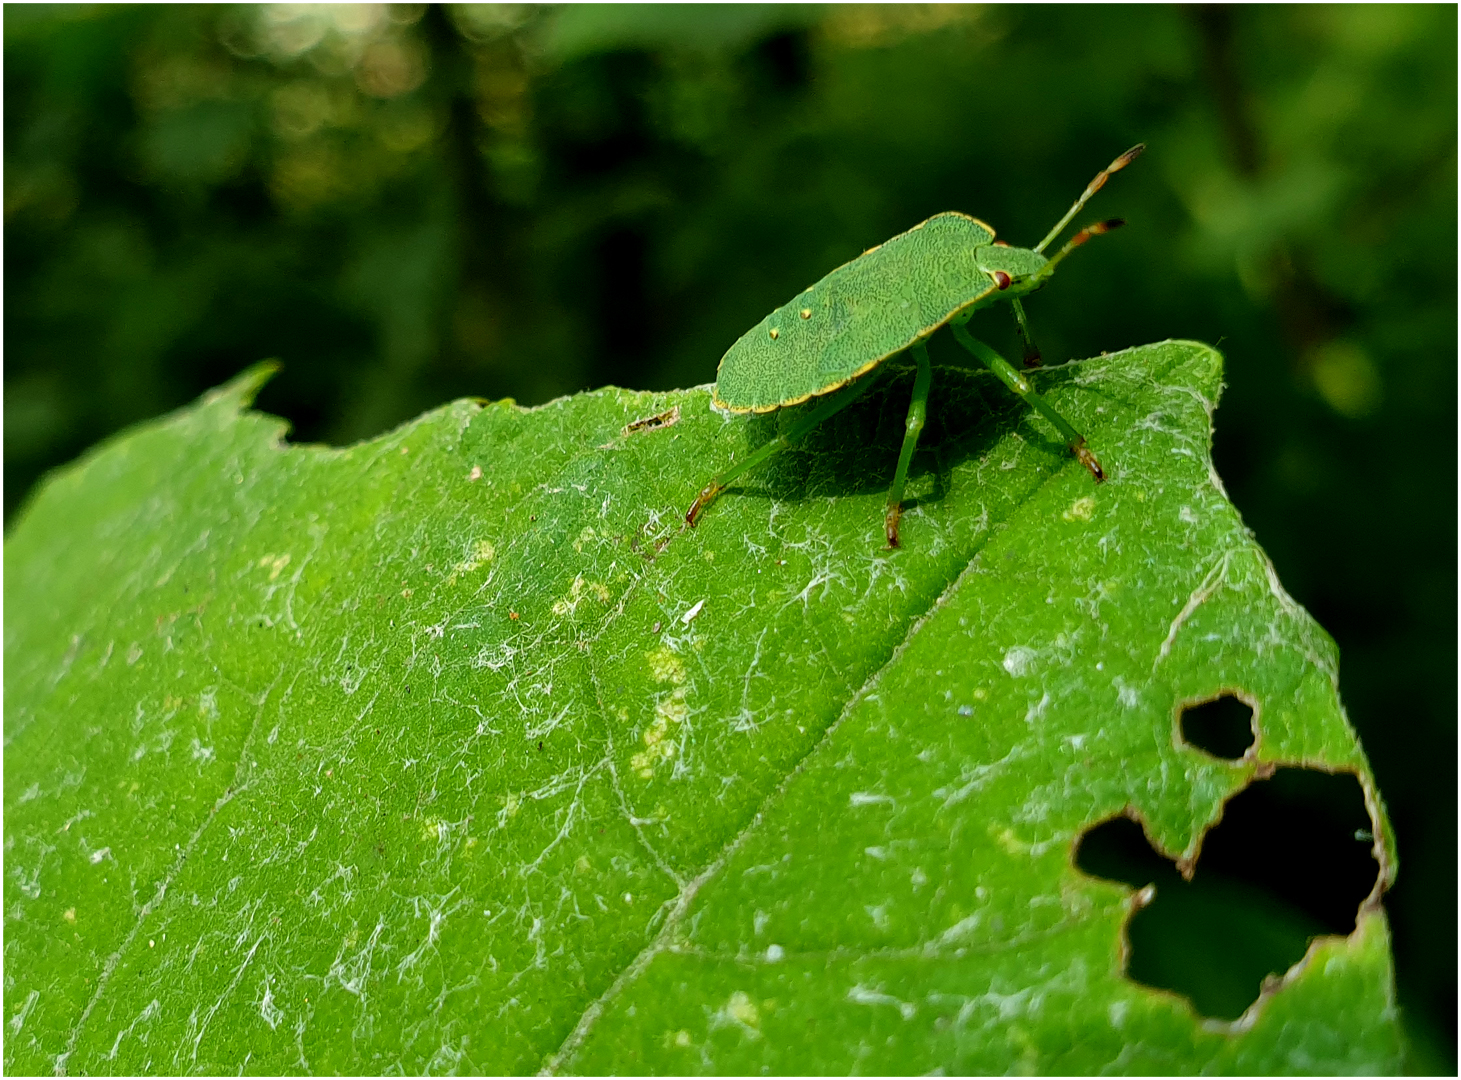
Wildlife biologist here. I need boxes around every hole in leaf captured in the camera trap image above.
[1074,767,1380,1021]
[1179,693,1256,759]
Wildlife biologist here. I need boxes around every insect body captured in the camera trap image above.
[686,144,1144,548]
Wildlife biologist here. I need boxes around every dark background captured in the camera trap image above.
[5,4,1454,1066]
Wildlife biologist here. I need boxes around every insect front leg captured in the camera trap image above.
[883,341,933,549]
[948,321,1104,482]
[1009,298,1042,368]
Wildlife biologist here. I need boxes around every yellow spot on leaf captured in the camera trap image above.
[449,540,496,584]
[632,645,692,778]
[552,577,584,616]
[993,825,1029,856]
[631,687,687,780]
[1063,496,1096,522]
[646,646,686,685]
[726,990,761,1033]
[551,575,611,616]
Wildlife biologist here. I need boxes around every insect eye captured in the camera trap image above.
[994,271,1012,290]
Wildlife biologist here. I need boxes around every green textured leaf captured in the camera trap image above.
[4,342,1401,1074]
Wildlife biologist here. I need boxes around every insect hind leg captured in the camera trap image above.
[685,376,876,527]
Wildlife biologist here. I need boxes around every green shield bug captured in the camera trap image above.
[686,144,1144,548]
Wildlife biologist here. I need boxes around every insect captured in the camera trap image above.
[685,144,1144,548]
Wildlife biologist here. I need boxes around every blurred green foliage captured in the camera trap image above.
[5,3,1454,1066]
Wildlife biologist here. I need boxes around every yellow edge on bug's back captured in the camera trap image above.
[710,295,998,414]
[709,284,1003,413]
[711,211,1004,413]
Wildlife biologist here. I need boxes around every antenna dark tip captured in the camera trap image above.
[1067,218,1125,249]
[1034,144,1145,254]
[1112,144,1146,172]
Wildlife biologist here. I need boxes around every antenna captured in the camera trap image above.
[1033,144,1145,255]
[1031,218,1126,282]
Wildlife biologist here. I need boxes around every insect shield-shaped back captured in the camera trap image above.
[711,212,1001,413]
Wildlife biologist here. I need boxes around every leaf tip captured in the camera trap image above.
[206,360,283,412]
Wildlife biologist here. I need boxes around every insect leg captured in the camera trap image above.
[685,376,876,527]
[949,323,1104,482]
[883,341,933,549]
[1010,298,1042,368]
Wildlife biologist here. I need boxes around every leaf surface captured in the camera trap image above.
[4,342,1400,1073]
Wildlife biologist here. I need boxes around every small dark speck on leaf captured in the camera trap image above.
[622,406,681,436]
[538,741,544,751]
[530,515,537,522]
